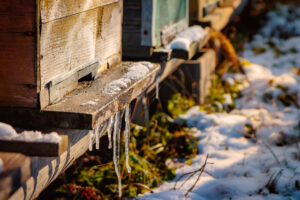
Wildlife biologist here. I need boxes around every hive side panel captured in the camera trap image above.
[40,0,119,23]
[39,9,99,87]
[94,2,122,67]
[0,0,38,107]
[39,1,122,107]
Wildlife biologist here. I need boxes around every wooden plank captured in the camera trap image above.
[0,0,38,108]
[141,0,155,46]
[40,2,122,90]
[8,129,99,200]
[221,0,242,9]
[40,0,119,23]
[0,33,38,108]
[171,27,210,60]
[0,62,160,130]
[0,0,36,14]
[0,153,31,200]
[181,49,217,104]
[196,7,234,31]
[0,135,68,157]
[152,48,172,63]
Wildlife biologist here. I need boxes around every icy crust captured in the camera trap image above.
[0,122,62,143]
[103,62,154,96]
[167,26,207,51]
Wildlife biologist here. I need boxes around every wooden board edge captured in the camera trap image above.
[0,135,68,157]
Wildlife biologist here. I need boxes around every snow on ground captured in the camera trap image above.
[140,5,300,200]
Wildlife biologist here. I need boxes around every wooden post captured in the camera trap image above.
[179,49,217,104]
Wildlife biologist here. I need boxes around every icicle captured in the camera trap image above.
[107,115,114,149]
[125,104,132,173]
[89,131,94,151]
[95,123,104,150]
[95,125,100,150]
[155,75,160,99]
[113,111,122,197]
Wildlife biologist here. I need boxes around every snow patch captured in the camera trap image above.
[167,26,207,51]
[0,122,61,143]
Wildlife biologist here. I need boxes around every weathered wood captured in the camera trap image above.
[0,0,122,109]
[171,30,210,60]
[0,63,160,130]
[152,49,172,63]
[180,49,217,104]
[0,153,31,200]
[40,0,119,23]
[0,135,68,157]
[221,0,242,8]
[195,7,234,31]
[0,0,38,108]
[8,129,93,200]
[170,27,210,60]
[40,2,121,89]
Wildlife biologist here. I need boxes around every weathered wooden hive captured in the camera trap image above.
[122,0,189,58]
[0,0,122,109]
[0,0,160,130]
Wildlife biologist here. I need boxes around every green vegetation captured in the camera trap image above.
[200,74,242,113]
[41,94,198,200]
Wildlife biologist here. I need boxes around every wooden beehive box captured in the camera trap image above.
[0,0,122,109]
[123,0,189,58]
[190,0,220,21]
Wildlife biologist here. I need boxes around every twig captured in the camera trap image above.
[173,171,197,190]
[173,155,209,191]
[185,155,209,197]
[262,141,281,165]
[123,182,154,193]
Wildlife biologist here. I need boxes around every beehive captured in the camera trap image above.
[0,0,122,109]
[122,0,189,58]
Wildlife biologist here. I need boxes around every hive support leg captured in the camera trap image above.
[179,50,217,104]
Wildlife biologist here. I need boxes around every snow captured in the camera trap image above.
[0,122,62,143]
[103,62,154,95]
[167,26,207,51]
[140,5,300,200]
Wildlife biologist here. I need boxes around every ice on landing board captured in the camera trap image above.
[0,122,62,143]
[167,25,207,51]
[102,62,155,96]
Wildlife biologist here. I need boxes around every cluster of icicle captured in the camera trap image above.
[88,104,132,197]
